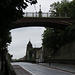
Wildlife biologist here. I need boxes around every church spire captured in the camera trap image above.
[39,5,41,12]
[28,39,32,45]
[27,40,33,50]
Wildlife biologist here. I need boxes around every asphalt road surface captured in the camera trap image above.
[11,62,74,75]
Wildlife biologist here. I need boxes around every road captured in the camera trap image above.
[11,62,74,75]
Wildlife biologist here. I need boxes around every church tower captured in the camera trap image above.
[26,40,33,61]
[27,40,33,50]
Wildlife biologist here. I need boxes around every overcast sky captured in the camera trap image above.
[24,0,61,12]
[8,0,72,59]
[8,27,45,59]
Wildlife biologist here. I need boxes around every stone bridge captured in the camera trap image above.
[10,12,72,30]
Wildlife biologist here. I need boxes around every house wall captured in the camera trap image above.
[36,48,43,62]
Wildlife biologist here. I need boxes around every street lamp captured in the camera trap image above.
[39,5,42,17]
[49,55,51,66]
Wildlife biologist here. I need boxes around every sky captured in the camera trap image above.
[8,0,72,59]
[8,27,45,59]
[24,0,61,12]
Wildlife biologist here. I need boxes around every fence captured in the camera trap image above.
[24,12,69,18]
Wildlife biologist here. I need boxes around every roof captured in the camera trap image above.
[27,40,32,46]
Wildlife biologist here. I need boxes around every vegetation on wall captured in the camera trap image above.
[42,0,75,57]
[50,0,70,17]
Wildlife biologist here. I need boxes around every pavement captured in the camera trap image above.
[39,63,75,74]
[12,65,32,75]
[12,63,75,75]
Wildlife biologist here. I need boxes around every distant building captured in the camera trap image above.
[26,40,75,64]
[26,40,43,62]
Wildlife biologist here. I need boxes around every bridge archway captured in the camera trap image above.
[9,16,73,61]
[10,17,72,30]
[9,27,45,59]
[9,15,72,59]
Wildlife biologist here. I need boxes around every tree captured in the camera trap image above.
[0,0,37,29]
[68,1,75,22]
[42,0,75,58]
[0,0,37,71]
[50,0,70,17]
[42,28,61,57]
[0,0,37,50]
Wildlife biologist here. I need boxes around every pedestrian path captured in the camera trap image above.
[12,62,73,75]
[12,65,32,75]
[39,63,75,74]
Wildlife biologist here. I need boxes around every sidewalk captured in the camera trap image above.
[12,63,75,75]
[12,65,32,75]
[39,63,75,74]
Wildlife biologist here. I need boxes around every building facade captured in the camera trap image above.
[26,41,75,64]
[26,41,43,62]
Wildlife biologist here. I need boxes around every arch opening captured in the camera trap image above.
[8,26,45,60]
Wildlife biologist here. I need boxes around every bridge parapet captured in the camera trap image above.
[24,12,69,18]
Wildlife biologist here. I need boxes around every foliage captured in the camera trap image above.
[0,31,12,48]
[50,0,70,17]
[42,28,61,54]
[43,28,58,49]
[7,53,13,61]
[42,27,75,57]
[68,1,75,22]
[0,0,37,29]
[0,0,37,50]
[42,0,75,57]
[0,1,37,70]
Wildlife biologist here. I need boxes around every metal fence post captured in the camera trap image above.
[39,5,42,17]
[26,12,28,17]
[65,13,67,17]
[59,13,61,17]
[32,13,34,17]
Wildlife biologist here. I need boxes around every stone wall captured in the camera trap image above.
[52,41,75,59]
[36,48,43,62]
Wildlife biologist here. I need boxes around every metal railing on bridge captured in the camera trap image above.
[24,12,69,18]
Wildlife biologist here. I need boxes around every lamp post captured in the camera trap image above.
[39,5,42,17]
[49,55,51,66]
